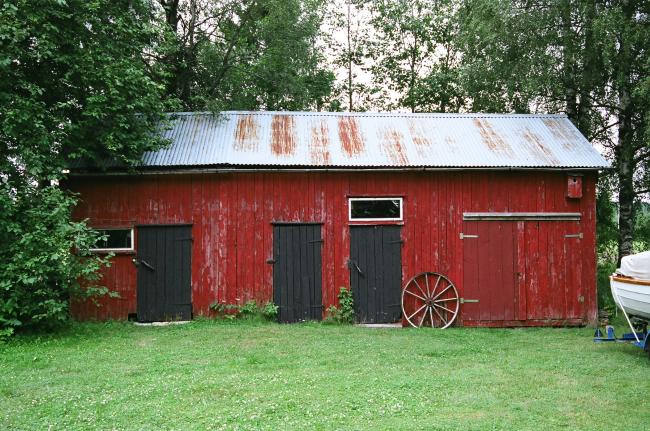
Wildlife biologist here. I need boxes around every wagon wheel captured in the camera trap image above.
[402,272,459,329]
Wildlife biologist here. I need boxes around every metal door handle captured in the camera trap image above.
[133,258,155,271]
[348,259,364,276]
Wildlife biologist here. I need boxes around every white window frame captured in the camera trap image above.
[90,228,134,252]
[348,197,403,222]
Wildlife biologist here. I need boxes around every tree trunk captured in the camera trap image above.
[617,124,635,264]
[615,0,636,265]
[347,0,353,111]
[576,0,597,136]
[560,0,578,123]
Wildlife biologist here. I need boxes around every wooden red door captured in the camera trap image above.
[521,221,583,321]
[462,221,518,323]
[463,219,585,325]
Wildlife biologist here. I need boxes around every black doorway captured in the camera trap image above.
[349,225,402,323]
[273,224,323,323]
[136,225,192,322]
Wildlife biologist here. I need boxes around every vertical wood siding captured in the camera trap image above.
[68,171,598,326]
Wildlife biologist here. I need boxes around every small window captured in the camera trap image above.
[349,197,403,221]
[91,228,133,251]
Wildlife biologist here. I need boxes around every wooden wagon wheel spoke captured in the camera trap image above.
[432,284,453,301]
[412,279,427,298]
[435,303,455,314]
[404,289,426,302]
[430,274,442,297]
[424,273,431,297]
[407,304,427,321]
[418,308,428,327]
[402,272,459,329]
[434,297,457,303]
[432,305,448,326]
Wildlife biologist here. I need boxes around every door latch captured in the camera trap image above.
[347,259,364,276]
[133,258,155,271]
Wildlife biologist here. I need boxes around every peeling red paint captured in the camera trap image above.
[521,128,560,164]
[68,171,599,327]
[310,120,331,165]
[234,115,259,151]
[379,128,409,165]
[473,118,513,155]
[337,117,364,156]
[271,115,296,156]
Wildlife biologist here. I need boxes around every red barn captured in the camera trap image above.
[67,111,609,326]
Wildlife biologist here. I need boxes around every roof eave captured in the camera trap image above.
[67,164,609,176]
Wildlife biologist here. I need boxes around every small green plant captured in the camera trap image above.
[209,300,278,321]
[325,287,355,324]
[261,301,279,320]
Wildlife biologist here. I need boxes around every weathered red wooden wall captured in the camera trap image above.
[68,170,598,326]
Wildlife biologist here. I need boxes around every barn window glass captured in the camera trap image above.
[349,198,403,221]
[91,228,133,251]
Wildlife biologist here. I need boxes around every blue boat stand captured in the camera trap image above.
[594,325,650,353]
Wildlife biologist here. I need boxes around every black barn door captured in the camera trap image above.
[350,226,402,323]
[273,224,323,323]
[136,225,192,322]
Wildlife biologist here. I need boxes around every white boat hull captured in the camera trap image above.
[610,276,650,320]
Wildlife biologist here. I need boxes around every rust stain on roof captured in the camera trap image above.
[310,120,331,165]
[445,136,459,153]
[473,118,513,155]
[271,115,296,156]
[521,127,560,164]
[379,128,409,165]
[338,117,365,157]
[407,119,432,157]
[234,115,259,151]
[542,118,580,150]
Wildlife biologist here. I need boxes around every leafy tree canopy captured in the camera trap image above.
[0,0,171,183]
[0,0,170,335]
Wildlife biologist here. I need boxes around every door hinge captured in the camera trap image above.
[460,298,479,303]
[459,233,479,239]
[564,233,583,239]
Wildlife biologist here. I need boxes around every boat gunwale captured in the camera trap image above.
[610,275,650,287]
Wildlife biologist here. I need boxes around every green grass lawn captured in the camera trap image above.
[1,320,648,430]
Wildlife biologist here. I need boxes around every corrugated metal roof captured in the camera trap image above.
[142,111,609,169]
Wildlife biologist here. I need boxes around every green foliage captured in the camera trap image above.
[325,286,355,324]
[160,0,335,111]
[0,0,168,336]
[367,0,464,112]
[596,183,618,260]
[633,201,650,252]
[0,184,114,337]
[0,0,171,178]
[596,260,616,313]
[261,301,280,320]
[324,0,375,111]
[210,300,278,321]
